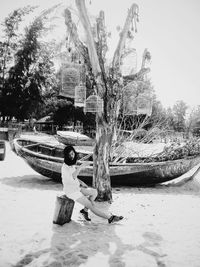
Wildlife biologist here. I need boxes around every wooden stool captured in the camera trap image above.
[53,195,75,225]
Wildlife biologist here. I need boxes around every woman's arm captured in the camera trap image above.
[78,179,88,188]
[72,161,91,180]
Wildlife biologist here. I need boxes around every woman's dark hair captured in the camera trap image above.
[63,146,78,166]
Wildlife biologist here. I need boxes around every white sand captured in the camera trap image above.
[1,141,200,267]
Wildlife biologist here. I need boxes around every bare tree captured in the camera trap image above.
[64,1,150,201]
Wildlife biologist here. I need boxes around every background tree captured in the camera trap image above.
[172,100,188,132]
[165,107,176,130]
[0,6,35,119]
[1,8,58,121]
[185,105,200,137]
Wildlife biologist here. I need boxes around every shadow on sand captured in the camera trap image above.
[13,218,167,267]
[1,174,62,191]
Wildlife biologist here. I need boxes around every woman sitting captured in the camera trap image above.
[61,145,123,224]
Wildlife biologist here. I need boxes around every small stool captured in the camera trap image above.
[53,195,75,225]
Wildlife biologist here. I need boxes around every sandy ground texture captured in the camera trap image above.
[1,141,200,267]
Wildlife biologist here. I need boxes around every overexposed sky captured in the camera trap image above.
[1,0,200,109]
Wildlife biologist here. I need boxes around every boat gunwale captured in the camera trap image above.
[110,154,200,166]
[14,138,200,168]
[13,138,93,163]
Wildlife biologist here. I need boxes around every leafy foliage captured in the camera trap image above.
[0,7,35,81]
[186,105,200,137]
[172,100,188,132]
[126,138,200,163]
[0,10,57,120]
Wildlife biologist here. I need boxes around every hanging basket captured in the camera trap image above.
[84,95,104,114]
[74,85,86,107]
[59,63,86,99]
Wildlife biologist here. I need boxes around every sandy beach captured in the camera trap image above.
[1,141,200,267]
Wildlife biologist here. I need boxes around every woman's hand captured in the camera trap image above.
[79,161,91,170]
[73,161,91,179]
[81,161,91,167]
[78,179,88,188]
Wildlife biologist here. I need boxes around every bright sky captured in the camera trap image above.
[1,0,200,109]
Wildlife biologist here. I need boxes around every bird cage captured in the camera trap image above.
[122,81,152,116]
[123,81,137,97]
[137,93,152,116]
[121,48,137,76]
[123,95,137,115]
[84,94,104,114]
[122,81,137,115]
[74,84,86,107]
[59,63,86,99]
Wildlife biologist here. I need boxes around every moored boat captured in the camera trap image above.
[0,140,6,161]
[13,137,200,186]
[56,131,94,146]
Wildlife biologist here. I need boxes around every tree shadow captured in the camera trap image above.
[12,199,133,267]
[48,221,134,266]
[13,222,168,267]
[1,174,62,191]
[13,222,130,266]
[10,189,170,267]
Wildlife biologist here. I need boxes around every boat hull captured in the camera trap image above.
[57,135,94,146]
[14,137,200,186]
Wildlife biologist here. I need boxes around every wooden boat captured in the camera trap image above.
[0,140,6,161]
[56,131,94,146]
[13,137,200,186]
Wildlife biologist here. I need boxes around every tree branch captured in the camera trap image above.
[64,8,90,65]
[123,48,151,81]
[75,0,101,77]
[112,4,139,71]
[123,67,150,82]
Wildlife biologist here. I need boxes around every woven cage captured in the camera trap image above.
[59,63,86,99]
[121,48,137,76]
[84,95,104,114]
[122,81,151,115]
[137,93,152,116]
[122,81,137,115]
[74,85,86,107]
[123,81,137,98]
[123,95,137,115]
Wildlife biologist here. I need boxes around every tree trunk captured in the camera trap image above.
[66,1,140,202]
[93,114,112,202]
[75,0,112,201]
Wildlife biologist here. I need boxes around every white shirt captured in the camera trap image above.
[61,163,80,196]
